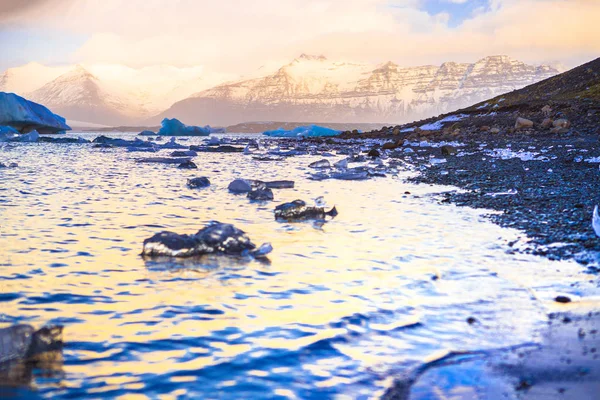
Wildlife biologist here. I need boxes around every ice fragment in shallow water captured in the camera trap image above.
[314,196,326,207]
[309,159,331,169]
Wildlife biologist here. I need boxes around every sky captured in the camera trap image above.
[0,0,598,73]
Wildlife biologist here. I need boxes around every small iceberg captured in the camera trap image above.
[263,125,341,138]
[0,92,71,134]
[158,118,221,136]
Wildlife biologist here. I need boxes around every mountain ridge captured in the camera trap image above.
[152,55,558,126]
[1,55,560,126]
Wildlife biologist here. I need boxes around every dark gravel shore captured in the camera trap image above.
[403,134,600,269]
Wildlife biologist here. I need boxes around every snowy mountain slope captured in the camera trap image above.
[154,55,559,126]
[27,65,147,126]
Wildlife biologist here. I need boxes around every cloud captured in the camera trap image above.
[2,0,599,72]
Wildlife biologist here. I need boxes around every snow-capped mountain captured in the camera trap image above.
[154,55,559,126]
[1,62,234,126]
[27,65,146,126]
[1,55,559,126]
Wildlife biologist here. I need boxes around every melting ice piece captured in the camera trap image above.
[593,206,600,237]
[309,159,331,169]
[334,158,349,169]
[274,200,338,221]
[142,222,271,258]
[314,196,326,207]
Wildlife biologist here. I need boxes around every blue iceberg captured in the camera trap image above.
[263,125,341,138]
[0,92,71,134]
[157,118,223,136]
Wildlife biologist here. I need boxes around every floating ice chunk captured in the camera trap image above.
[334,158,349,169]
[250,242,273,258]
[330,171,369,180]
[309,159,331,169]
[12,130,39,142]
[263,125,341,138]
[160,137,187,149]
[158,118,211,136]
[314,196,326,207]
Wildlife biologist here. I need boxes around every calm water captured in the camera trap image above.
[0,133,596,398]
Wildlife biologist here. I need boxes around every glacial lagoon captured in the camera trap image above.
[0,132,596,398]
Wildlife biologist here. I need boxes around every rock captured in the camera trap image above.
[265,180,295,189]
[392,127,400,135]
[247,187,274,201]
[0,92,71,134]
[441,145,457,156]
[554,295,571,303]
[187,177,210,188]
[228,179,253,193]
[542,105,552,116]
[515,117,534,129]
[171,150,198,157]
[142,222,272,258]
[178,161,198,169]
[550,127,569,134]
[138,130,156,136]
[490,127,501,134]
[480,126,490,132]
[309,159,331,169]
[553,119,571,129]
[367,149,381,158]
[382,140,403,150]
[541,118,554,129]
[0,324,63,365]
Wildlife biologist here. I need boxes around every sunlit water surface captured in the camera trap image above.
[0,132,596,398]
